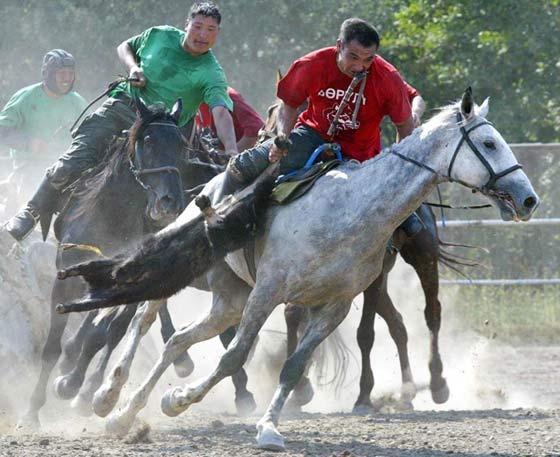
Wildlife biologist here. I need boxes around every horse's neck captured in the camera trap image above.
[350,129,446,233]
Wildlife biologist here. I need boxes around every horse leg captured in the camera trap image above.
[157,284,281,422]
[18,277,74,429]
[53,308,116,399]
[219,326,257,415]
[92,300,163,417]
[72,304,137,416]
[400,207,449,404]
[105,263,251,436]
[284,304,314,410]
[352,277,380,414]
[376,291,416,408]
[158,300,194,378]
[256,300,351,451]
[58,311,97,375]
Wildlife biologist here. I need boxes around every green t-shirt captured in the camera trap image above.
[0,82,87,164]
[114,25,232,126]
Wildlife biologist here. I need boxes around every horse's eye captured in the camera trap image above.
[483,140,496,150]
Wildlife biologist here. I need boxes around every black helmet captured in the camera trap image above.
[41,49,76,94]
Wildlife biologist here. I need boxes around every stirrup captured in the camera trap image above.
[5,208,39,242]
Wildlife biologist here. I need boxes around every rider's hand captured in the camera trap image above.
[268,143,287,163]
[29,138,49,154]
[129,65,146,88]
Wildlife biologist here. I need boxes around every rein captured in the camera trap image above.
[391,112,523,198]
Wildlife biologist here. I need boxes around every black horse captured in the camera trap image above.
[18,98,195,428]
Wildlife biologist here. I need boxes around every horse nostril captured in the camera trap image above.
[523,196,537,209]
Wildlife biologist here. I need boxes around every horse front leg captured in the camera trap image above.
[158,286,279,422]
[219,326,257,415]
[256,300,351,452]
[158,300,195,378]
[105,276,252,437]
[58,311,97,375]
[72,304,137,416]
[18,278,73,430]
[53,308,115,400]
[92,300,162,417]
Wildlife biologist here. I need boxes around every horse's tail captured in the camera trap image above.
[311,325,358,398]
[437,235,487,278]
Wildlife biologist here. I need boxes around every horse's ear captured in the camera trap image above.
[170,98,183,124]
[460,86,474,119]
[478,97,490,118]
[134,94,150,119]
[276,68,283,85]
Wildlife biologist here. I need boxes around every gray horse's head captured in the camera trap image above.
[440,88,539,221]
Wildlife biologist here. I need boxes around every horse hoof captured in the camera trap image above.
[71,393,93,417]
[16,413,40,432]
[106,412,134,437]
[352,402,375,415]
[401,381,417,403]
[93,386,119,418]
[235,392,257,416]
[173,351,195,378]
[431,378,450,404]
[53,374,81,400]
[161,387,185,417]
[256,423,285,451]
[395,400,414,412]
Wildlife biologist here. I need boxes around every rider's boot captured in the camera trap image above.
[398,211,425,238]
[5,177,60,241]
[213,159,249,203]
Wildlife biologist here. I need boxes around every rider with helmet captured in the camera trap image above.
[0,49,87,206]
[5,1,237,241]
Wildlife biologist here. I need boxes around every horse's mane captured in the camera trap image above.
[65,104,172,223]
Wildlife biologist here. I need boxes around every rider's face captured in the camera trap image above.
[184,15,220,56]
[336,39,377,77]
[54,68,75,94]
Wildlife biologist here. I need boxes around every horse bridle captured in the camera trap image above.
[392,112,523,195]
[129,120,184,200]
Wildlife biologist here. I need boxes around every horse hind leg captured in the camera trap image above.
[401,217,449,404]
[256,300,351,451]
[283,304,314,412]
[158,300,194,378]
[219,325,257,416]
[17,278,73,430]
[92,300,162,417]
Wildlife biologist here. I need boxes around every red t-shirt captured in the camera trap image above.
[277,47,412,161]
[197,87,264,141]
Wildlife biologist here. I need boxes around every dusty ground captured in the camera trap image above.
[0,408,558,457]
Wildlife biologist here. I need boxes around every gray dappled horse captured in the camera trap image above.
[72,89,538,451]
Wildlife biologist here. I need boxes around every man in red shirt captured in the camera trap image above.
[222,18,424,235]
[197,86,264,152]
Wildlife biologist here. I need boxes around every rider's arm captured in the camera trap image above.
[117,41,146,87]
[0,126,28,151]
[211,106,238,156]
[395,115,415,143]
[268,101,299,163]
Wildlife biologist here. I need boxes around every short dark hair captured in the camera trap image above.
[188,2,222,25]
[339,18,380,48]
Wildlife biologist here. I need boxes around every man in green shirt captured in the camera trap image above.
[0,49,87,208]
[5,1,237,241]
